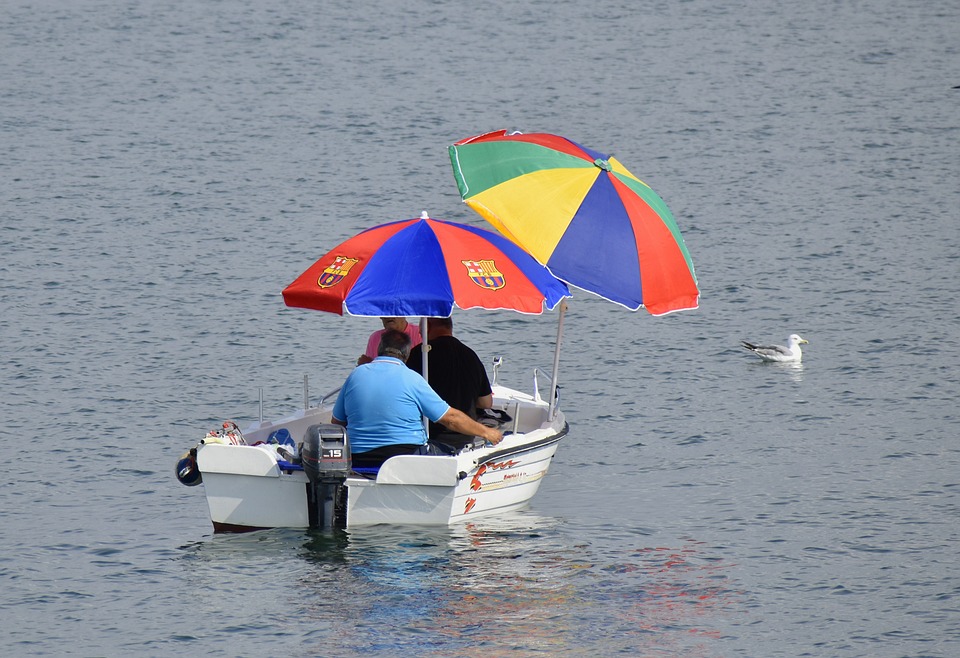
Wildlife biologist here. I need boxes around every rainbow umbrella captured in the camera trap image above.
[449,130,699,316]
[282,213,570,317]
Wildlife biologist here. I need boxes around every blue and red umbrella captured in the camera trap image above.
[282,214,570,317]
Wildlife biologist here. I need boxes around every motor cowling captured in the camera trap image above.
[301,424,351,482]
[301,424,350,528]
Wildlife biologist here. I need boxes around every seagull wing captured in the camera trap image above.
[741,341,793,359]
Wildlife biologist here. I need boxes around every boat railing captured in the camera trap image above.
[303,373,341,410]
[318,385,341,408]
[257,377,341,425]
[491,355,503,385]
[533,367,555,404]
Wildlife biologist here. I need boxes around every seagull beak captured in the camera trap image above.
[799,339,809,344]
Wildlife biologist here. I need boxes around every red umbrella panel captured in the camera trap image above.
[281,215,570,317]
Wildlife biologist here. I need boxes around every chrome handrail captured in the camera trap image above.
[318,386,342,407]
[491,355,503,386]
[533,367,553,404]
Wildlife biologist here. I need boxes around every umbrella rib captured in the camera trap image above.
[450,148,470,198]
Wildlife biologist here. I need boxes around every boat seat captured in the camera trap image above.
[277,458,378,479]
[277,459,380,478]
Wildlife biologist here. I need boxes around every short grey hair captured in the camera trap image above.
[378,329,412,361]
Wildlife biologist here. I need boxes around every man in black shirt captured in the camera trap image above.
[408,317,493,448]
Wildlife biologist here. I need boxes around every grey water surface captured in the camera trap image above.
[2,0,958,656]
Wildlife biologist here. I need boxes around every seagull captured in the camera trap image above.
[741,334,809,363]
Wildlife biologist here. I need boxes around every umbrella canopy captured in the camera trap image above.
[282,213,570,317]
[449,130,699,316]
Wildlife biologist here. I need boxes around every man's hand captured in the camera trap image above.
[438,408,503,445]
[483,426,504,445]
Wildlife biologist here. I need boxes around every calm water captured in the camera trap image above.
[2,0,958,655]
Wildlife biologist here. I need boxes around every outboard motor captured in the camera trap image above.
[301,424,351,528]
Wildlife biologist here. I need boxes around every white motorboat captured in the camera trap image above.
[176,214,577,531]
[179,369,567,531]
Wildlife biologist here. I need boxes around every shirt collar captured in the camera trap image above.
[373,356,405,365]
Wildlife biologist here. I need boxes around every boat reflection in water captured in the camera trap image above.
[291,514,736,656]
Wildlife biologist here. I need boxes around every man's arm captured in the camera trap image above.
[468,348,493,410]
[437,407,502,444]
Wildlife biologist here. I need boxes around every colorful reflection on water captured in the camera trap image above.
[281,514,738,656]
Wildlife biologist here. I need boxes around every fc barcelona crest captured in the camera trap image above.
[462,260,505,290]
[317,256,360,288]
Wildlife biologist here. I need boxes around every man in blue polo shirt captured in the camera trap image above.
[332,329,502,467]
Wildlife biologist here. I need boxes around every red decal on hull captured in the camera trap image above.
[470,464,486,491]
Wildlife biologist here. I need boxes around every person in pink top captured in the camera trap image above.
[356,317,422,366]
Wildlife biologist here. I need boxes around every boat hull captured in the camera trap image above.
[194,386,567,530]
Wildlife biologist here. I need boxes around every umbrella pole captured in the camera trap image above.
[548,302,567,421]
[420,316,429,436]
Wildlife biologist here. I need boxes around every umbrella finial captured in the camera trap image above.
[420,210,429,219]
[593,158,612,172]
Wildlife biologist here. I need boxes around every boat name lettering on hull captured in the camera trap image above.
[469,459,522,491]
